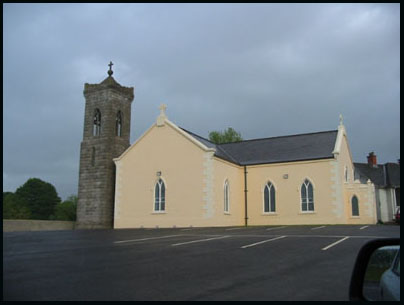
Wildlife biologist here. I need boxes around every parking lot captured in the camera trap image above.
[3,224,400,301]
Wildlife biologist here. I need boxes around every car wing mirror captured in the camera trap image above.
[349,238,400,301]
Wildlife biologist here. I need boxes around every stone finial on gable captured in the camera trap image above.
[157,104,167,126]
[338,113,346,135]
[332,114,346,156]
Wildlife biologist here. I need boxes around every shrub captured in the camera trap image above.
[52,195,77,221]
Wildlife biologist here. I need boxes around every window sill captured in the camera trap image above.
[224,212,231,215]
[262,212,278,216]
[151,211,166,214]
[299,211,316,215]
[350,216,360,219]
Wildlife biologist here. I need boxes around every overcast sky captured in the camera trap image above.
[3,3,400,200]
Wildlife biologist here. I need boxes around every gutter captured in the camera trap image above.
[244,165,248,227]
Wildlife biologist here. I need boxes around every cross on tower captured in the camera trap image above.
[108,61,114,76]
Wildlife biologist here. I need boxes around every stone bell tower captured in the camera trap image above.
[76,62,134,229]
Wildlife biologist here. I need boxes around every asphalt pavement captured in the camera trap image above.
[3,224,400,301]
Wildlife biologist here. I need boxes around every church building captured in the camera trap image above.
[113,105,377,228]
[76,65,378,229]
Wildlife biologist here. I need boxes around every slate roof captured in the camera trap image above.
[353,162,400,188]
[386,163,400,187]
[181,128,338,166]
[180,128,240,164]
[354,163,386,186]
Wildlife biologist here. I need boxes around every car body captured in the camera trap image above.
[350,238,400,301]
[380,249,400,301]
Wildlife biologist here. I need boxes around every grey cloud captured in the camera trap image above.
[3,3,400,199]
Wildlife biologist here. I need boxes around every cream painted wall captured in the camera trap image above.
[210,157,244,227]
[114,120,245,228]
[113,117,377,228]
[338,134,377,224]
[344,182,376,224]
[246,159,339,225]
[114,122,209,228]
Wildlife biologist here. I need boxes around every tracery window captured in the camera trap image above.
[264,182,276,213]
[301,179,314,212]
[154,179,166,212]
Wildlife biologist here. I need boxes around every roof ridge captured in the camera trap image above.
[218,129,338,146]
[180,127,338,146]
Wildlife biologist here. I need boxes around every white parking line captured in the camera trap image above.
[114,235,182,244]
[359,226,369,230]
[266,226,286,231]
[321,236,350,251]
[225,227,244,231]
[171,235,230,247]
[232,234,385,239]
[241,236,287,249]
[311,226,326,230]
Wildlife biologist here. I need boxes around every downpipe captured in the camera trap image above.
[244,165,248,226]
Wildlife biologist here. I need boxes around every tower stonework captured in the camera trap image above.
[76,65,134,229]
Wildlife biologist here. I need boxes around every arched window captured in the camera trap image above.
[352,195,359,216]
[154,179,165,212]
[116,111,122,137]
[93,109,101,136]
[264,182,276,213]
[224,180,229,213]
[301,179,314,212]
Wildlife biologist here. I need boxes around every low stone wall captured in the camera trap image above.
[3,219,76,232]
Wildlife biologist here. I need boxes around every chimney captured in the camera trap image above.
[367,152,377,167]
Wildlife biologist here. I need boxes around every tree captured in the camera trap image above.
[208,127,243,144]
[2,192,31,219]
[15,178,61,220]
[51,195,77,221]
[3,192,13,200]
